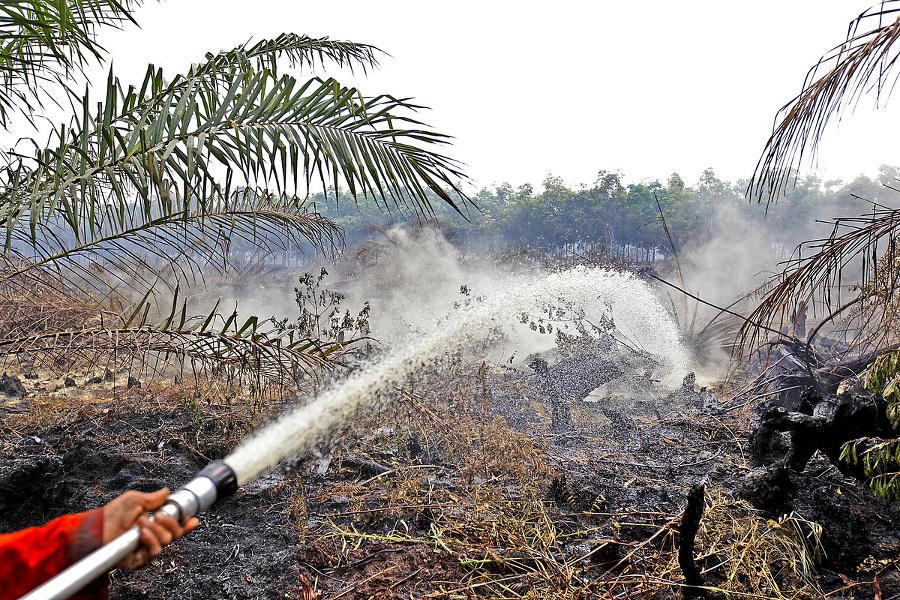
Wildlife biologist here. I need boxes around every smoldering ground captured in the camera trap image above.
[5,335,900,599]
[661,181,900,381]
[8,221,900,598]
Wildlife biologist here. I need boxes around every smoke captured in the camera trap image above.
[225,263,691,485]
[333,227,691,385]
[334,226,559,363]
[671,181,899,382]
[667,203,776,382]
[202,224,694,394]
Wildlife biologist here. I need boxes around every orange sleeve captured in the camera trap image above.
[0,509,108,600]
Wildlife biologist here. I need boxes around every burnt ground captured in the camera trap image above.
[2,364,900,599]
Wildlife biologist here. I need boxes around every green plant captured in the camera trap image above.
[840,350,900,498]
[0,1,469,385]
[274,267,371,364]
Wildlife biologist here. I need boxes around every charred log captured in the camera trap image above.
[678,483,706,598]
[753,382,894,482]
[755,338,889,410]
[735,465,796,512]
[529,344,623,432]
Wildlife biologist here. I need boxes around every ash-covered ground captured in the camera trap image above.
[2,358,900,600]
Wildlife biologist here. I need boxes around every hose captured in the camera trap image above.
[17,461,237,600]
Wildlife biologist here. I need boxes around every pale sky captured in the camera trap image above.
[92,1,898,192]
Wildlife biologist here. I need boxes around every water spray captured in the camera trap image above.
[17,267,691,600]
[17,461,238,600]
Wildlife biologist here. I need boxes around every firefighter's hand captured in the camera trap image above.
[103,488,199,569]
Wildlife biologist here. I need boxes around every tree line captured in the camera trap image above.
[310,165,900,261]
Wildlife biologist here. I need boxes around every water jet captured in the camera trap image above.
[18,266,690,600]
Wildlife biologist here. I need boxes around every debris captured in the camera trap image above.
[700,387,723,415]
[528,335,624,432]
[753,384,893,481]
[735,465,796,512]
[678,482,706,597]
[341,456,391,478]
[2,351,900,599]
[0,373,25,398]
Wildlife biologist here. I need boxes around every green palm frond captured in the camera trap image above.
[0,35,467,294]
[2,189,342,297]
[193,33,382,78]
[0,0,141,65]
[0,5,471,389]
[0,0,143,126]
[750,2,900,201]
[841,437,900,499]
[3,46,466,252]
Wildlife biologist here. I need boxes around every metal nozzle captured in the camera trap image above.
[198,460,238,497]
[166,461,237,523]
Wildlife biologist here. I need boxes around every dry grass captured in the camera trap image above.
[0,329,835,599]
[579,492,826,600]
[691,492,824,599]
[0,264,108,340]
[275,358,840,600]
[2,372,279,446]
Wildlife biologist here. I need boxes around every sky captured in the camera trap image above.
[89,0,899,192]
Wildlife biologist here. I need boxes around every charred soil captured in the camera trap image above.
[2,364,900,599]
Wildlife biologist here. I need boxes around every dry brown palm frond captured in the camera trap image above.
[0,324,343,391]
[750,2,900,201]
[739,201,900,354]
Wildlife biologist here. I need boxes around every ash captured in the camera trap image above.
[3,353,900,599]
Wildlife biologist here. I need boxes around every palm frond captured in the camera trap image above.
[0,297,354,386]
[0,0,143,126]
[0,19,469,390]
[193,33,382,78]
[1,189,342,298]
[739,200,900,353]
[749,2,900,201]
[2,48,467,257]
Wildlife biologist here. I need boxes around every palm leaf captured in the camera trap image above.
[3,44,467,255]
[0,324,334,387]
[0,291,361,385]
[0,36,468,296]
[739,199,900,353]
[749,2,900,201]
[193,33,381,78]
[1,189,343,297]
[0,0,143,126]
[0,23,470,389]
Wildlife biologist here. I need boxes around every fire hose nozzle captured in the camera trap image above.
[167,461,238,523]
[17,461,238,600]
